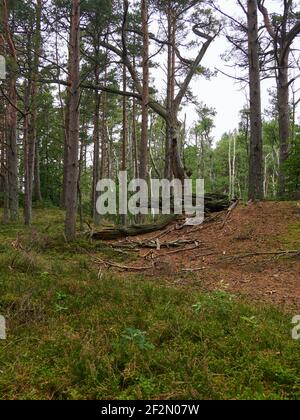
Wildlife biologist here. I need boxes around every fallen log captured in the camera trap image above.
[92,215,177,240]
[110,239,198,250]
[148,192,230,213]
[92,193,231,241]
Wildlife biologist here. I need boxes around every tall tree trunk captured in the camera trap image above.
[166,9,186,182]
[164,5,174,180]
[277,53,290,198]
[61,18,73,209]
[65,0,80,241]
[23,78,32,225]
[120,64,128,226]
[170,116,186,181]
[140,0,149,183]
[78,123,86,233]
[0,113,9,223]
[232,133,236,199]
[33,140,42,201]
[228,135,232,199]
[26,0,42,216]
[131,35,139,179]
[257,1,300,197]
[132,96,138,178]
[92,87,100,223]
[3,0,18,221]
[100,60,108,180]
[247,0,263,201]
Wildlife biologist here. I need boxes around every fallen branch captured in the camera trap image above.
[147,225,175,242]
[186,211,226,234]
[95,257,153,271]
[221,200,239,229]
[110,239,198,250]
[165,242,206,255]
[181,267,208,272]
[222,249,300,261]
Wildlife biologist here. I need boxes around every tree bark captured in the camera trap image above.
[33,140,42,201]
[164,6,174,180]
[23,78,32,225]
[3,0,18,221]
[92,87,101,223]
[247,0,263,200]
[277,54,290,197]
[24,1,41,224]
[257,1,300,197]
[61,18,73,209]
[65,0,80,241]
[140,0,149,183]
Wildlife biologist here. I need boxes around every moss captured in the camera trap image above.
[281,223,300,250]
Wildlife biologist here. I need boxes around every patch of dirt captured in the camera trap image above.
[98,202,300,311]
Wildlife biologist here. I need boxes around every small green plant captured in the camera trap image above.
[192,302,202,313]
[54,291,69,313]
[121,328,155,351]
[241,315,259,327]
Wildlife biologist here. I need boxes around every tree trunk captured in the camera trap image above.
[61,18,73,210]
[139,0,149,183]
[0,116,9,223]
[33,140,42,201]
[27,0,42,210]
[100,68,108,180]
[92,89,101,223]
[23,79,33,226]
[132,96,138,178]
[277,53,290,198]
[228,134,232,199]
[164,6,174,180]
[65,0,80,241]
[170,117,186,182]
[3,0,18,221]
[247,0,263,201]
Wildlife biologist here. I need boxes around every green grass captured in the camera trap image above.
[281,222,300,250]
[0,209,300,400]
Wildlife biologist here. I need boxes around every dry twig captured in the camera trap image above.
[95,257,153,271]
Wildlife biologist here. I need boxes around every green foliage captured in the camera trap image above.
[121,328,155,351]
[284,127,300,193]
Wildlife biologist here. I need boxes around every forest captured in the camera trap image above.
[1,0,300,402]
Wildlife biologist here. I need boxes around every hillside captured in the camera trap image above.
[1,202,300,400]
[96,201,300,310]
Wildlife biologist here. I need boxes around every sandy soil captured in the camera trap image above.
[103,202,300,311]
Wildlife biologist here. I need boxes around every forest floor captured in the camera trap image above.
[104,201,300,311]
[0,201,300,400]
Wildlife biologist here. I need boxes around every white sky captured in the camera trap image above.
[185,34,274,141]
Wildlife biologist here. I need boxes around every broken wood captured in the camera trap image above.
[92,193,232,241]
[222,249,300,261]
[165,242,204,255]
[221,200,239,229]
[110,239,198,250]
[181,267,207,272]
[92,216,177,240]
[95,257,153,271]
[149,192,230,214]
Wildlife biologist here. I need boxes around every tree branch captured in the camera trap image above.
[173,25,215,111]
